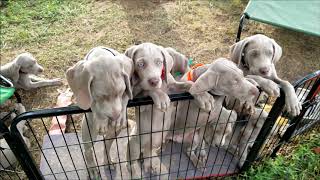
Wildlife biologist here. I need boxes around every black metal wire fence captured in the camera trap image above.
[0,71,319,180]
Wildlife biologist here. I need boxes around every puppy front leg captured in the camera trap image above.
[127,135,142,179]
[81,114,100,179]
[167,73,193,91]
[276,79,302,116]
[246,75,280,97]
[148,89,170,111]
[191,92,215,112]
[103,128,122,171]
[18,75,62,90]
[271,66,302,116]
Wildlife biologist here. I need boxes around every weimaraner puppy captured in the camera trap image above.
[66,47,134,179]
[229,34,302,116]
[0,53,62,90]
[222,34,302,167]
[167,58,259,168]
[124,43,193,178]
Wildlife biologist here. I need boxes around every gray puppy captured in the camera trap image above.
[66,47,134,179]
[1,53,62,90]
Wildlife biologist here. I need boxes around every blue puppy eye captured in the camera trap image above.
[138,62,144,68]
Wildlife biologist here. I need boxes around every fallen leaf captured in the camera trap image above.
[312,147,320,154]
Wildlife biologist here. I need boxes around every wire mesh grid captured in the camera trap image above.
[3,91,280,180]
[259,72,320,159]
[0,111,27,180]
[2,71,319,179]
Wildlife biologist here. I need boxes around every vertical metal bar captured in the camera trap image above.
[184,107,201,179]
[271,78,320,157]
[83,113,102,179]
[138,106,143,179]
[168,102,179,179]
[113,126,124,180]
[125,108,133,178]
[69,115,91,178]
[236,14,247,42]
[54,116,80,179]
[241,90,286,172]
[176,100,191,178]
[102,135,113,180]
[216,108,239,175]
[202,98,226,177]
[159,106,166,179]
[5,118,43,180]
[26,121,57,180]
[39,118,68,179]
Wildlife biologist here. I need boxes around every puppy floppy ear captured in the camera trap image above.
[120,55,134,100]
[270,39,282,63]
[230,38,250,66]
[125,45,138,60]
[11,62,21,83]
[165,47,190,75]
[11,53,31,82]
[160,47,174,84]
[189,69,220,94]
[66,61,93,110]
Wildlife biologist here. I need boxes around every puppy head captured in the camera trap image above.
[189,58,259,103]
[125,43,173,90]
[230,34,282,78]
[66,55,133,123]
[15,53,44,75]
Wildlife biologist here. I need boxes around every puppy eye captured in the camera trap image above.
[155,60,162,66]
[266,50,273,56]
[251,51,258,58]
[137,62,145,68]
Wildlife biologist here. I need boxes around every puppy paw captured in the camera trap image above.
[193,92,215,112]
[261,80,280,97]
[242,101,255,115]
[51,78,63,86]
[285,96,302,116]
[150,90,171,111]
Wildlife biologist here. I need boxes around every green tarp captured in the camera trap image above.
[244,0,320,37]
[0,87,15,105]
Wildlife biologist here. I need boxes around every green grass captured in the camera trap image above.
[240,131,320,180]
[0,0,87,48]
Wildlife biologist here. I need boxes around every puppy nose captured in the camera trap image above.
[259,67,269,75]
[148,78,160,87]
[38,68,44,73]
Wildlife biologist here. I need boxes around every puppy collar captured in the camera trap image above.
[186,63,204,81]
[19,70,27,74]
[161,65,165,80]
[241,53,249,69]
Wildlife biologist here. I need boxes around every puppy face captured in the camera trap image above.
[90,60,126,123]
[230,34,282,78]
[66,55,132,124]
[215,60,259,103]
[126,43,169,91]
[16,53,44,75]
[244,39,274,77]
[190,58,259,104]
